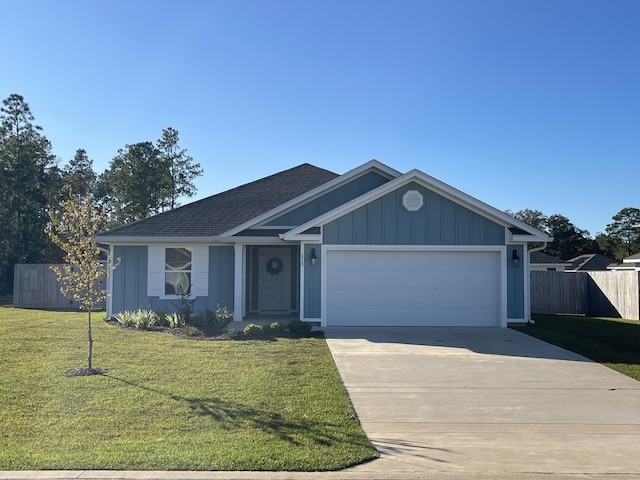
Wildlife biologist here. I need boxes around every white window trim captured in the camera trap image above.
[148,244,209,299]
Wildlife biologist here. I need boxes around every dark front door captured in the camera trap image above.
[258,247,291,313]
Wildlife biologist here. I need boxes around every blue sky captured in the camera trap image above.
[2,0,638,236]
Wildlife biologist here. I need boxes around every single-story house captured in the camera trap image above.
[97,160,552,327]
[608,253,640,271]
[529,251,572,271]
[566,253,619,271]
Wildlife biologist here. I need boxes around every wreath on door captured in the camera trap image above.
[266,257,284,275]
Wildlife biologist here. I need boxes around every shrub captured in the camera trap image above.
[213,304,233,331]
[182,325,204,337]
[287,319,312,335]
[190,309,213,328]
[243,323,263,337]
[154,310,168,327]
[165,312,183,329]
[132,309,158,329]
[171,286,195,326]
[267,321,287,334]
[190,305,234,333]
[115,310,135,327]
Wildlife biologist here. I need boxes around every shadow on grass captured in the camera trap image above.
[512,314,640,367]
[103,373,375,455]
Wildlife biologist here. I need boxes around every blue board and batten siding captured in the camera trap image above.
[301,182,526,321]
[266,171,390,227]
[111,245,234,315]
[323,183,505,245]
[303,244,322,318]
[507,244,525,318]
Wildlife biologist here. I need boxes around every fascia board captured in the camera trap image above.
[96,236,233,245]
[284,168,552,243]
[407,169,552,242]
[219,159,402,238]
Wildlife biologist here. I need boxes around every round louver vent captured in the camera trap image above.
[402,190,423,212]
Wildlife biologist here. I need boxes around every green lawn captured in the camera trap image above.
[511,314,640,382]
[0,302,378,471]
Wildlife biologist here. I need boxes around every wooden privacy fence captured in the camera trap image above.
[13,264,106,310]
[531,270,640,320]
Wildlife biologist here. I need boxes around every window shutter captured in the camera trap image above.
[192,245,209,297]
[147,245,164,297]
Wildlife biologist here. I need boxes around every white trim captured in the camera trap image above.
[98,236,223,244]
[233,244,245,321]
[107,245,115,317]
[284,170,551,243]
[148,244,210,300]
[320,245,508,327]
[220,160,401,237]
[299,242,307,321]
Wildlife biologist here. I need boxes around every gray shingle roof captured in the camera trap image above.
[530,251,569,264]
[99,163,338,239]
[566,253,620,271]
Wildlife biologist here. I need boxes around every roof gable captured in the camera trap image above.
[98,163,338,241]
[284,168,552,243]
[220,159,400,237]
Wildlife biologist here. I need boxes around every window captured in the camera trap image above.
[165,247,192,295]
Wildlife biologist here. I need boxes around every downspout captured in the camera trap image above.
[527,242,549,324]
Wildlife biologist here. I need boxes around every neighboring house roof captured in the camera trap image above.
[98,163,338,240]
[530,251,571,266]
[623,252,640,263]
[566,253,620,271]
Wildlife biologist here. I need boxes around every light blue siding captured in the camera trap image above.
[206,246,235,311]
[112,246,148,314]
[323,182,505,245]
[507,245,525,319]
[303,244,321,318]
[266,171,390,227]
[110,245,234,316]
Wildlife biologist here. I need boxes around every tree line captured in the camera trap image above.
[507,208,640,261]
[0,93,202,293]
[1,93,638,294]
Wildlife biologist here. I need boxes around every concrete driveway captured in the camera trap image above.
[324,326,640,479]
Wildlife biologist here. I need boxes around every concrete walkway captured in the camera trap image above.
[3,327,640,480]
[324,326,640,478]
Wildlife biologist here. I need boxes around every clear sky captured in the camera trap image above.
[1,0,638,236]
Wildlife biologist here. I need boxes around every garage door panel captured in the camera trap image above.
[326,250,501,326]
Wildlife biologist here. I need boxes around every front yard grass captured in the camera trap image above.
[0,303,378,471]
[511,314,640,382]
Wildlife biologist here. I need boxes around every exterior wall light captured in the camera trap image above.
[310,248,318,267]
[512,249,520,268]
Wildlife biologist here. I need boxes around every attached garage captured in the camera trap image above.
[324,248,503,327]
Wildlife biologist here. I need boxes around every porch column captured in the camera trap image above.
[233,244,244,321]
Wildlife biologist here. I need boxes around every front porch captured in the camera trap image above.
[231,313,321,329]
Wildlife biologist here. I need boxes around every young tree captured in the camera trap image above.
[606,207,640,258]
[156,127,203,210]
[45,191,118,373]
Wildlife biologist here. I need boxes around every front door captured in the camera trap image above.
[258,247,291,313]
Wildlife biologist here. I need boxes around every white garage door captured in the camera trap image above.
[326,250,501,326]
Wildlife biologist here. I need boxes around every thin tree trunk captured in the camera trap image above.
[87,309,93,370]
